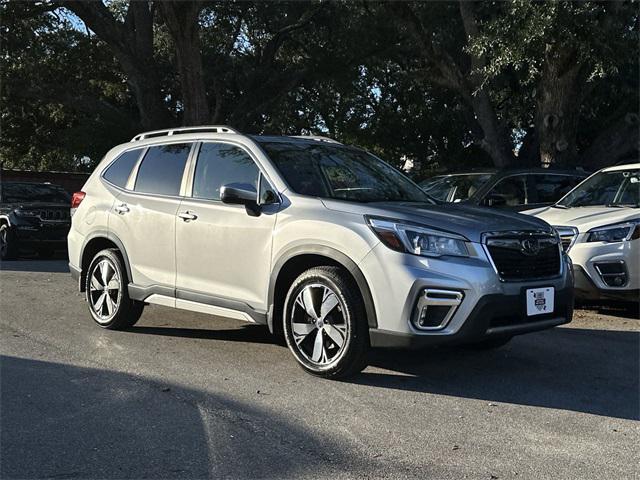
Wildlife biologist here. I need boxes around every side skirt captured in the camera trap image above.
[129,284,268,325]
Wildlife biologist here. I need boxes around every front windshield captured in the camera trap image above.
[258,141,433,203]
[420,173,492,202]
[1,183,70,204]
[558,169,639,208]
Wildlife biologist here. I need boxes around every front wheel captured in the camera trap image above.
[283,266,369,379]
[0,224,18,260]
[85,248,144,329]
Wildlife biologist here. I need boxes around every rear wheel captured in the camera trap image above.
[283,266,369,379]
[85,248,143,329]
[0,224,18,260]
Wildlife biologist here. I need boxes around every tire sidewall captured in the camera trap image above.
[85,249,126,328]
[283,269,364,376]
[0,224,16,260]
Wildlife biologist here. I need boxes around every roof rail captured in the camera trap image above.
[131,125,238,142]
[291,135,342,145]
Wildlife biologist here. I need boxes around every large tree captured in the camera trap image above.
[390,1,639,168]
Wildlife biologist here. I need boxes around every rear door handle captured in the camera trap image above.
[114,203,129,214]
[178,211,197,221]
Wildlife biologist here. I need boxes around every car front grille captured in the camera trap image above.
[484,231,561,281]
[27,209,70,221]
[554,226,578,252]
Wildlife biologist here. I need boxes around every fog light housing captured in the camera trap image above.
[594,261,628,287]
[412,289,463,331]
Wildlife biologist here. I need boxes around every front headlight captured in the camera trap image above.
[586,220,640,243]
[367,217,469,257]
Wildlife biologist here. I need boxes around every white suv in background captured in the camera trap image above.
[68,126,574,378]
[526,163,639,303]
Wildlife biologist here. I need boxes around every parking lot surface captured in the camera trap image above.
[1,259,638,479]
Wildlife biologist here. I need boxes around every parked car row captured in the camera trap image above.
[0,181,71,259]
[1,129,636,378]
[420,163,639,304]
[420,168,588,211]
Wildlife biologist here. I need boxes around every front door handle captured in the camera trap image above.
[114,203,130,214]
[178,211,198,221]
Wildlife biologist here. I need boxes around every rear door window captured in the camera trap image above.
[485,176,528,206]
[192,143,259,201]
[103,149,143,188]
[534,174,583,204]
[134,144,191,196]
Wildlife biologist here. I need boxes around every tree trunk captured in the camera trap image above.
[60,0,173,130]
[160,2,210,126]
[535,47,584,168]
[581,111,639,169]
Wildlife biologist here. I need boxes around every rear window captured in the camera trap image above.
[134,144,192,196]
[535,174,583,204]
[103,149,143,188]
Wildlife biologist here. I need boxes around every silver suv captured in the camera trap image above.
[68,126,574,378]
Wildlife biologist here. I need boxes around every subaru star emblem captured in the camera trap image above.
[520,238,540,256]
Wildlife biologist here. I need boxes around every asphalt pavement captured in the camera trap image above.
[1,259,638,479]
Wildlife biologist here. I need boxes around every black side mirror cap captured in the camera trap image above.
[220,183,260,216]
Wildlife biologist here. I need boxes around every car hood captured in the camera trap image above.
[321,200,552,243]
[523,205,640,232]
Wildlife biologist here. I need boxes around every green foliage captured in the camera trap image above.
[0,1,637,173]
[0,1,137,171]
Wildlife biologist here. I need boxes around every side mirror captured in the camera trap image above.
[484,193,507,207]
[220,183,260,215]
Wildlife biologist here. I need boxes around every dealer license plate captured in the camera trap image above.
[526,287,554,316]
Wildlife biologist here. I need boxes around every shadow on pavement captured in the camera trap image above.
[129,324,278,345]
[0,259,69,273]
[0,355,368,479]
[350,327,639,421]
[128,318,638,421]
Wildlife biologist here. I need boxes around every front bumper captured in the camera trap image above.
[568,237,639,302]
[14,221,70,248]
[370,286,573,348]
[359,241,574,347]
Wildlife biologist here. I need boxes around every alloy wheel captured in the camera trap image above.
[89,258,121,323]
[289,283,349,366]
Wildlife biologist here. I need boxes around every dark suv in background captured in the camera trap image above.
[420,169,588,211]
[0,181,71,260]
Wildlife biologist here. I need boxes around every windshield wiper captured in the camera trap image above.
[551,204,569,209]
[605,203,640,208]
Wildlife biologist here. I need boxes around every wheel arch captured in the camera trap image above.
[268,245,378,335]
[79,231,132,292]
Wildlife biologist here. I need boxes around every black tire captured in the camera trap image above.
[85,248,144,330]
[0,224,18,260]
[464,335,513,350]
[283,266,369,379]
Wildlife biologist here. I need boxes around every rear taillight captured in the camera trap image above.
[70,191,86,216]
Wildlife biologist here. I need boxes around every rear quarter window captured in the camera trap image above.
[103,149,144,188]
[134,143,192,196]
